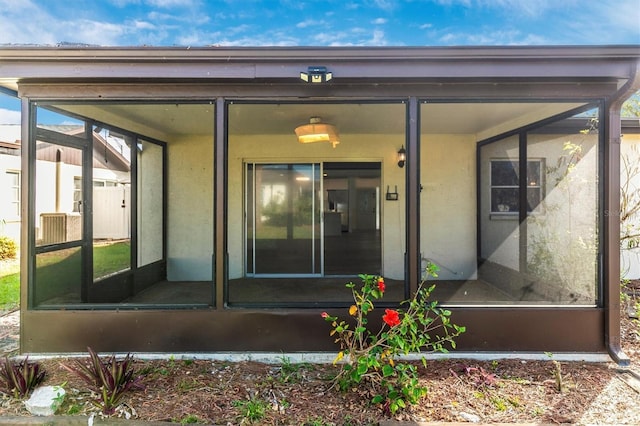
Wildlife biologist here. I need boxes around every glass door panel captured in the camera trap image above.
[92,128,131,281]
[247,163,321,275]
[34,138,85,306]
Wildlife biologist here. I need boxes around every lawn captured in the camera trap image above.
[0,259,19,311]
[0,241,131,309]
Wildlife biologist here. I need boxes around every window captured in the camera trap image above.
[7,171,20,217]
[73,177,82,213]
[490,159,542,214]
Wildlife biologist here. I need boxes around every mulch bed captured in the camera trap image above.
[0,283,639,424]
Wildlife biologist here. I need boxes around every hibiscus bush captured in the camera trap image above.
[321,264,465,415]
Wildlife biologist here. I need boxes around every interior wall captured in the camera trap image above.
[420,134,478,280]
[227,133,405,280]
[166,135,213,281]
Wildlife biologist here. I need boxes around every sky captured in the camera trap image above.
[1,0,639,122]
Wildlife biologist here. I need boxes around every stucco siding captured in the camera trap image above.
[421,134,478,280]
[166,135,213,281]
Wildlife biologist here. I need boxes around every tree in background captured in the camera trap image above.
[621,92,640,254]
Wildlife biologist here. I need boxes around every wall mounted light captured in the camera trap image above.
[397,145,406,168]
[300,66,333,83]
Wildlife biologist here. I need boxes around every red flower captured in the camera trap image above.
[321,312,329,318]
[377,277,385,293]
[382,309,401,327]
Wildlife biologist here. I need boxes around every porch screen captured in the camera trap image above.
[421,102,600,306]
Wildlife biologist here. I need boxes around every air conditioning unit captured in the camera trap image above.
[40,213,82,245]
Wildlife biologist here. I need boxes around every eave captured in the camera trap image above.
[0,45,638,93]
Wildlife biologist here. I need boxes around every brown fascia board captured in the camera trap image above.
[622,118,640,133]
[0,44,639,60]
[0,45,638,84]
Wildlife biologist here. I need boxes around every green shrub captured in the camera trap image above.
[322,266,465,415]
[0,236,17,261]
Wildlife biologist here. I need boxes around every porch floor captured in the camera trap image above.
[125,278,515,306]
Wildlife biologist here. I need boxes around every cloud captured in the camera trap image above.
[372,18,387,25]
[0,109,21,125]
[369,0,397,12]
[296,19,327,29]
[369,29,388,45]
[433,0,558,17]
[0,0,59,45]
[145,0,197,7]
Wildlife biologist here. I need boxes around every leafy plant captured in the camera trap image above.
[180,414,204,424]
[276,355,310,383]
[0,356,46,398]
[321,266,465,415]
[232,394,269,423]
[63,347,143,415]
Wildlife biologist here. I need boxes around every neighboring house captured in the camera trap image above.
[0,124,130,245]
[621,118,640,280]
[0,45,638,363]
[0,125,21,241]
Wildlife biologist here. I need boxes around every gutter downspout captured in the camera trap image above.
[605,60,640,366]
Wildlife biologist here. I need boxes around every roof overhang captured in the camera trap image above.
[0,45,638,92]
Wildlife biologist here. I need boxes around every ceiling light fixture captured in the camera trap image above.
[295,117,340,148]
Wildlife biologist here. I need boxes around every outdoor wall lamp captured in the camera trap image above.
[300,66,333,83]
[397,145,406,168]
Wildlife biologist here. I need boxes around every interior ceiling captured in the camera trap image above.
[58,102,585,140]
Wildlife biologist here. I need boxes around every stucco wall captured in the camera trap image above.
[166,135,213,281]
[420,134,478,280]
[137,141,164,267]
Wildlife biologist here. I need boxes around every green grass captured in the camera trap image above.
[0,241,131,308]
[0,261,19,311]
[93,241,131,280]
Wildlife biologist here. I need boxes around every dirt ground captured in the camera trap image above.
[0,283,640,424]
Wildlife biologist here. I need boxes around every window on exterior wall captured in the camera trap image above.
[73,177,82,213]
[7,171,20,218]
[490,159,542,214]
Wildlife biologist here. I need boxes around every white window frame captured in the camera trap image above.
[6,170,20,219]
[490,159,543,216]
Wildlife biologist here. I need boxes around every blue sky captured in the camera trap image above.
[1,0,639,122]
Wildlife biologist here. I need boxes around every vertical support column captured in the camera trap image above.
[20,98,32,318]
[604,99,626,364]
[214,98,226,309]
[82,123,94,303]
[604,64,639,365]
[407,97,420,294]
[518,133,528,273]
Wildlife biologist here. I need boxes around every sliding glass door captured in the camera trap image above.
[246,163,321,276]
